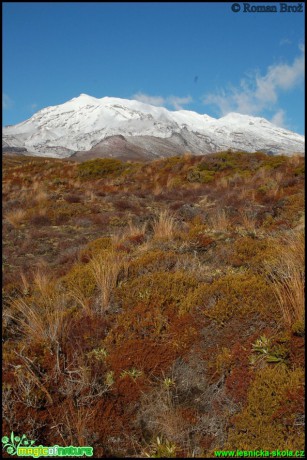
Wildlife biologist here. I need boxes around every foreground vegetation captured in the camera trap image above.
[2,151,305,457]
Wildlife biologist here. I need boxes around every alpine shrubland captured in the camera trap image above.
[2,151,305,457]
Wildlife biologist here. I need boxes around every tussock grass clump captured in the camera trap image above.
[111,221,147,248]
[264,231,305,327]
[8,295,68,347]
[208,208,231,232]
[5,208,27,227]
[33,189,49,205]
[152,210,177,240]
[7,272,69,348]
[90,250,127,313]
[61,262,97,314]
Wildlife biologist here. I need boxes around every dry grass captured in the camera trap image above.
[33,269,54,297]
[69,286,92,316]
[265,231,305,327]
[90,250,124,313]
[34,190,49,205]
[239,210,257,232]
[198,195,216,209]
[5,209,27,227]
[288,154,303,167]
[274,171,284,183]
[7,291,68,348]
[84,189,96,201]
[32,180,43,192]
[153,184,163,196]
[209,209,230,232]
[126,220,147,239]
[152,210,176,240]
[20,271,31,295]
[62,403,96,445]
[216,177,229,189]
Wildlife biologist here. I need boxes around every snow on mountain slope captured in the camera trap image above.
[2,94,305,158]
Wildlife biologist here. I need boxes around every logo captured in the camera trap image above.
[2,433,35,456]
[2,432,93,458]
[231,3,241,12]
[231,2,304,13]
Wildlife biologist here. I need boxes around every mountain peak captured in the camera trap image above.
[2,95,305,159]
[77,93,96,99]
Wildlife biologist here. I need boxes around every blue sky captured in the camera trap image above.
[3,2,305,134]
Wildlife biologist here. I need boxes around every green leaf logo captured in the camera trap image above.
[2,432,36,455]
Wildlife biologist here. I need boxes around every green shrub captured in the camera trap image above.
[187,168,215,183]
[80,237,113,260]
[263,155,287,170]
[161,156,185,173]
[230,237,278,272]
[127,250,180,278]
[294,164,305,177]
[182,272,278,323]
[227,365,305,450]
[61,262,96,298]
[291,319,305,336]
[116,271,199,314]
[77,158,126,179]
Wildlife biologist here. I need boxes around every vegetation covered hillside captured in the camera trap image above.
[2,151,305,457]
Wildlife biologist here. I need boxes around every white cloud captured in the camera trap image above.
[203,45,304,118]
[280,38,292,46]
[3,93,13,110]
[271,109,286,128]
[133,92,166,106]
[132,92,193,110]
[167,95,193,110]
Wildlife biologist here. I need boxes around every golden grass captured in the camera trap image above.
[34,190,49,205]
[69,287,92,316]
[216,177,229,189]
[32,268,56,297]
[8,292,68,347]
[153,184,163,196]
[84,189,96,201]
[208,208,230,232]
[126,220,147,239]
[265,231,305,327]
[5,209,27,227]
[198,195,215,208]
[239,210,256,232]
[152,210,176,240]
[90,250,124,313]
[20,271,31,295]
[288,154,303,167]
[5,269,68,347]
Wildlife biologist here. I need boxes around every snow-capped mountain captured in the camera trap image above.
[2,94,305,160]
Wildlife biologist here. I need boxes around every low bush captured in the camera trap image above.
[226,365,305,450]
[230,237,278,272]
[127,250,179,278]
[79,237,113,261]
[181,272,277,323]
[187,167,216,183]
[61,262,97,298]
[77,158,126,179]
[116,271,199,315]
